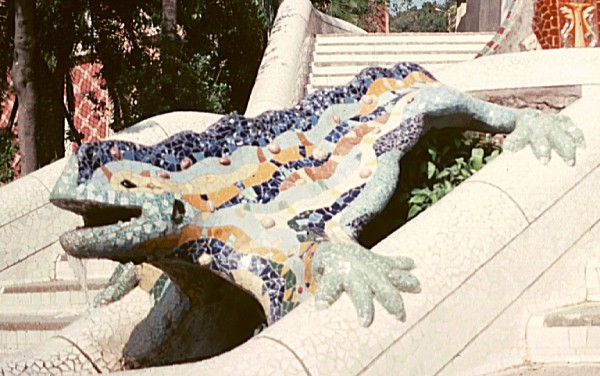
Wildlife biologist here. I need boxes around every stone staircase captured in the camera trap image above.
[0,255,117,354]
[307,32,494,93]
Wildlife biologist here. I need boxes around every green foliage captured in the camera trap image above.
[250,0,282,28]
[358,129,501,248]
[390,0,453,32]
[177,0,267,114]
[1,0,267,133]
[405,131,501,219]
[311,0,387,30]
[0,128,17,185]
[0,1,13,95]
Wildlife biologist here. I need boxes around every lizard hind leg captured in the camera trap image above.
[311,242,420,327]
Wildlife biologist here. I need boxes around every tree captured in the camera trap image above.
[311,0,387,30]
[1,1,272,178]
[162,0,177,41]
[390,0,452,32]
[12,0,37,174]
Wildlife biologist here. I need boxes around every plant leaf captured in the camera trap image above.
[427,161,436,179]
[407,204,423,219]
[470,148,484,170]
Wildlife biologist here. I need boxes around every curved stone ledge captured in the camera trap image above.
[0,288,151,373]
[435,48,600,92]
[244,0,365,117]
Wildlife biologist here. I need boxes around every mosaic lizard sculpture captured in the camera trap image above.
[49,62,583,358]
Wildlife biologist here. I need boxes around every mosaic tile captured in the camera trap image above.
[534,0,599,49]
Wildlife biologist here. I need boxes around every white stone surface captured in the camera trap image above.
[0,288,151,373]
[586,258,600,301]
[435,49,600,92]
[155,111,222,136]
[314,42,487,54]
[316,32,494,45]
[108,117,169,143]
[308,32,492,92]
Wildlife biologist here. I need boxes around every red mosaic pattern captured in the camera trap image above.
[0,75,20,180]
[0,74,16,133]
[475,10,514,58]
[0,100,15,134]
[534,0,600,48]
[0,62,113,176]
[68,63,112,152]
[368,0,389,33]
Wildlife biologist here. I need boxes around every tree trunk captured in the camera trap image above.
[162,0,177,41]
[12,0,37,175]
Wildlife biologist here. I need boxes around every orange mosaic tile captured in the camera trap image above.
[534,0,600,48]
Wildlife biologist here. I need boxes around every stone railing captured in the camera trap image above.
[245,0,365,116]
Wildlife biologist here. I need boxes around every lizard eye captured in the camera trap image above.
[120,179,137,189]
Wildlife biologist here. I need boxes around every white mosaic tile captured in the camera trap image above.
[467,95,600,222]
[436,49,600,92]
[151,111,222,137]
[437,194,600,375]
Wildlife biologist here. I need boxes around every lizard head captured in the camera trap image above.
[50,141,199,263]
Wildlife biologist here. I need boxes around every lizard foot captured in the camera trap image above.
[504,108,585,166]
[93,262,140,307]
[311,242,420,327]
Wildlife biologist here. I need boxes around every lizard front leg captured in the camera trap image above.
[93,261,139,307]
[405,85,585,165]
[311,242,420,327]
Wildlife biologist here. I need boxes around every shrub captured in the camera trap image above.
[0,128,17,185]
[358,129,501,248]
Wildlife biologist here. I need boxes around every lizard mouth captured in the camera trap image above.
[55,198,186,261]
[79,205,143,229]
[55,201,148,259]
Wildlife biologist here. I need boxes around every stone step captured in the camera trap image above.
[308,33,485,95]
[54,254,118,281]
[309,62,452,77]
[523,259,600,364]
[308,63,452,89]
[311,51,476,65]
[0,313,83,354]
[0,279,108,354]
[527,303,600,363]
[0,279,108,312]
[314,43,484,54]
[314,32,494,45]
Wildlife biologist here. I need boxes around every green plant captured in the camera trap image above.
[406,132,500,219]
[358,129,501,248]
[0,129,17,185]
